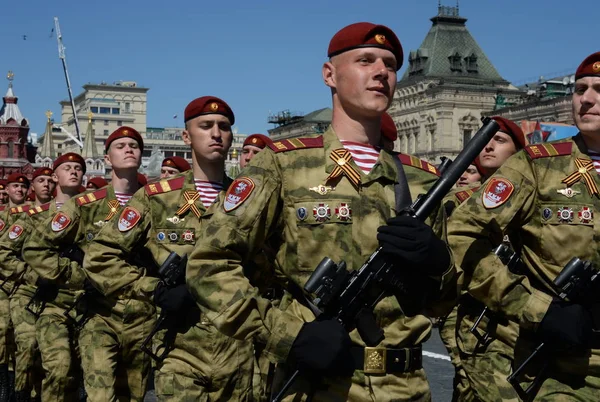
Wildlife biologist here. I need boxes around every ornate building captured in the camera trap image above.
[81,111,105,179]
[267,108,332,140]
[0,72,34,178]
[35,111,56,168]
[388,4,524,162]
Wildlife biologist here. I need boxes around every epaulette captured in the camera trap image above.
[28,202,51,216]
[10,205,30,215]
[455,186,480,204]
[268,136,324,153]
[76,188,108,206]
[398,154,440,176]
[145,175,185,196]
[525,142,572,159]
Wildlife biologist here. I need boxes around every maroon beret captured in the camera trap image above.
[86,177,108,190]
[0,180,6,190]
[53,152,86,174]
[32,167,54,181]
[381,112,397,141]
[105,126,144,152]
[473,157,486,177]
[6,173,29,186]
[184,96,235,125]
[26,192,35,202]
[492,116,526,149]
[137,173,148,186]
[162,156,191,172]
[575,52,600,80]
[328,22,403,70]
[243,134,272,149]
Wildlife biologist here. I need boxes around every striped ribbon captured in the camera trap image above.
[562,158,599,197]
[176,190,202,218]
[104,200,121,221]
[326,149,361,189]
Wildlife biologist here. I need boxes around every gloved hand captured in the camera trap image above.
[289,319,353,375]
[538,299,593,349]
[60,245,85,265]
[153,283,194,312]
[377,215,450,276]
[35,277,58,302]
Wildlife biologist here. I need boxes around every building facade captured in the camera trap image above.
[267,108,332,140]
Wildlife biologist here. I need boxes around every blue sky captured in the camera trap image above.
[0,0,596,138]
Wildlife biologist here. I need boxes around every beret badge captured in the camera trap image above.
[594,62,600,73]
[210,102,219,112]
[375,34,386,45]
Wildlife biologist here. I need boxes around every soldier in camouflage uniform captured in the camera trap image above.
[23,131,144,402]
[186,23,456,401]
[84,96,254,401]
[448,52,600,400]
[0,181,8,205]
[0,173,32,401]
[160,156,191,179]
[0,167,56,401]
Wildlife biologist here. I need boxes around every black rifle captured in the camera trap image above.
[272,117,500,402]
[140,251,188,362]
[506,257,600,401]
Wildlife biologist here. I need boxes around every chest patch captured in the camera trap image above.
[482,178,514,209]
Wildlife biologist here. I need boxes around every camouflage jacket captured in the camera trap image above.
[186,127,455,363]
[84,170,231,300]
[23,186,127,291]
[448,134,600,369]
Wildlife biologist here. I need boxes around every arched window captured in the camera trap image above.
[7,141,13,158]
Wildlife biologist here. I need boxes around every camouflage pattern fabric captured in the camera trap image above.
[186,127,456,400]
[448,134,600,398]
[84,170,254,401]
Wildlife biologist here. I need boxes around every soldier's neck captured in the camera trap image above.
[331,109,381,147]
[35,196,52,205]
[55,187,80,203]
[111,169,140,194]
[192,158,224,183]
[8,199,24,207]
[581,131,600,153]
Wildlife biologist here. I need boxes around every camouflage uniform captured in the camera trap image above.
[186,128,456,401]
[448,135,600,400]
[84,171,255,401]
[0,205,17,371]
[0,203,54,400]
[22,186,126,402]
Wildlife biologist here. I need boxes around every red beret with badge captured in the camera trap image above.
[137,173,148,186]
[0,180,6,190]
[381,112,397,141]
[105,126,144,152]
[32,167,54,181]
[6,173,29,187]
[243,134,272,149]
[184,96,235,125]
[492,116,526,150]
[53,152,86,174]
[86,177,108,190]
[575,52,600,80]
[162,156,191,173]
[328,22,403,70]
[473,157,486,177]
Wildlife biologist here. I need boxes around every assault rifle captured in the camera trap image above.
[272,117,500,402]
[507,257,600,401]
[140,251,188,362]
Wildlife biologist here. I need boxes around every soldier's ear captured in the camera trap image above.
[323,61,336,89]
[51,173,59,183]
[182,129,191,146]
[104,153,112,168]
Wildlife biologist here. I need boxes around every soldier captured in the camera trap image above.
[456,161,482,188]
[240,134,272,169]
[83,96,253,401]
[85,177,108,191]
[0,166,62,401]
[23,128,143,402]
[160,156,191,178]
[186,22,455,401]
[0,181,8,205]
[448,52,600,400]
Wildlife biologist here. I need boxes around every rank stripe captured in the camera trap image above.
[268,136,324,153]
[398,154,440,176]
[455,186,479,203]
[76,188,108,206]
[145,175,185,196]
[525,142,572,159]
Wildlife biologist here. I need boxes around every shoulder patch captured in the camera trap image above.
[118,206,141,232]
[10,205,30,215]
[28,202,51,216]
[482,178,514,209]
[398,154,440,176]
[8,224,24,240]
[51,212,72,232]
[525,142,572,159]
[76,188,108,206]
[455,186,480,204]
[145,176,185,196]
[224,177,255,212]
[268,136,324,153]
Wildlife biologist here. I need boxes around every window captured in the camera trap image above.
[57,144,62,149]
[124,103,131,112]
[117,120,123,126]
[90,107,98,113]
[103,130,109,135]
[142,150,152,158]
[7,141,13,158]
[104,120,109,126]
[111,108,120,115]
[465,54,478,73]
[462,129,472,148]
[99,107,110,114]
[176,152,185,157]
[164,151,173,157]
[449,52,462,72]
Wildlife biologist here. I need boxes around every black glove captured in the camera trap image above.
[60,245,85,265]
[153,283,194,312]
[35,278,58,302]
[377,215,450,276]
[538,299,593,349]
[289,319,353,375]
